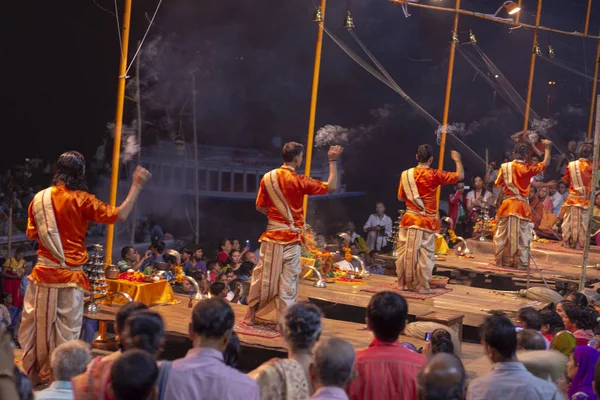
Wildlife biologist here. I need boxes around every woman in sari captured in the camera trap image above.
[558,301,597,346]
[567,346,600,400]
[72,308,166,400]
[248,302,323,400]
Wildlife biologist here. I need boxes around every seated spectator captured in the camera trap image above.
[229,250,242,272]
[417,353,466,400]
[347,291,426,400]
[2,246,26,309]
[209,282,228,299]
[466,314,561,400]
[249,302,323,399]
[0,293,11,331]
[540,309,565,341]
[217,239,232,262]
[164,299,258,399]
[206,261,220,283]
[118,246,148,272]
[423,328,454,357]
[237,261,255,281]
[72,307,164,400]
[184,248,206,277]
[567,346,600,400]
[550,330,578,357]
[309,338,355,400]
[516,307,549,348]
[35,340,91,400]
[516,329,547,351]
[110,349,158,400]
[566,292,589,308]
[141,240,166,271]
[224,332,240,369]
[181,248,193,266]
[180,280,196,296]
[229,279,247,304]
[242,251,257,265]
[537,186,554,212]
[558,300,596,346]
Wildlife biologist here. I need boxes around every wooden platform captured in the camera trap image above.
[86,294,489,379]
[299,274,544,331]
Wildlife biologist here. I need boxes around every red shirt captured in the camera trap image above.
[347,338,426,400]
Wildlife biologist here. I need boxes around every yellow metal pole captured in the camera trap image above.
[584,0,592,36]
[105,0,133,264]
[523,0,543,131]
[302,0,327,220]
[436,0,460,205]
[588,35,600,141]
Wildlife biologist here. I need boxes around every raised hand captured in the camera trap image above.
[450,150,461,162]
[541,139,552,147]
[133,166,152,187]
[328,145,344,161]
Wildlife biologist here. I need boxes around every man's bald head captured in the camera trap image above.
[417,353,466,400]
[312,337,355,388]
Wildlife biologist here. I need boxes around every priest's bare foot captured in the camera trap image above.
[243,306,256,326]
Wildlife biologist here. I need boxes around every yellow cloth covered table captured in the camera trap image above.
[106,279,176,306]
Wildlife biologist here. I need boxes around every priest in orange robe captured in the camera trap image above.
[493,140,552,268]
[561,143,596,249]
[19,151,150,385]
[396,144,464,293]
[243,143,343,325]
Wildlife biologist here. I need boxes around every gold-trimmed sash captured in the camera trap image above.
[264,169,301,233]
[32,188,66,267]
[401,168,426,213]
[501,162,521,198]
[569,160,586,197]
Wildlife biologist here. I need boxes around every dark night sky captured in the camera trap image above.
[2,0,599,220]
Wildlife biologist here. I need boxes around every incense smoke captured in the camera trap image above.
[315,104,395,149]
[106,122,140,163]
[530,118,558,137]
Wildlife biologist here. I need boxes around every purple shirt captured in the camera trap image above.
[164,347,259,400]
[184,259,206,273]
[310,386,349,400]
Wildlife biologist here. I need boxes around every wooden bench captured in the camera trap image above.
[416,310,465,342]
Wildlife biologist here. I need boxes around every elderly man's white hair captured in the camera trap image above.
[50,340,92,381]
[313,337,355,387]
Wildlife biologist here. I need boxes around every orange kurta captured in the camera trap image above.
[256,166,328,244]
[562,159,598,208]
[26,186,119,292]
[398,167,459,232]
[495,161,546,220]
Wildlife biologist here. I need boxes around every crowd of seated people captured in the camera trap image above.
[5,288,600,399]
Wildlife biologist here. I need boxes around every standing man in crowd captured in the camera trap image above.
[396,145,463,293]
[493,141,551,268]
[560,143,595,249]
[20,151,150,385]
[243,142,343,325]
[363,202,393,252]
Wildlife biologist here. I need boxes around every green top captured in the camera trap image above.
[117,259,133,272]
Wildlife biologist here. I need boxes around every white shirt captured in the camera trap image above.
[549,192,564,215]
[466,189,491,208]
[363,214,393,251]
[35,381,73,400]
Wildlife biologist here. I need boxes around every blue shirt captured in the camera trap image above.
[34,381,73,400]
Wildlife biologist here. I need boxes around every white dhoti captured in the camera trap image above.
[562,205,588,249]
[395,227,435,291]
[19,281,84,379]
[246,241,301,322]
[493,215,532,267]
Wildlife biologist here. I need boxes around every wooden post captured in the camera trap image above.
[105,0,133,264]
[192,73,200,246]
[523,0,543,131]
[588,33,600,141]
[131,40,142,246]
[580,95,600,291]
[436,0,460,205]
[302,0,328,220]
